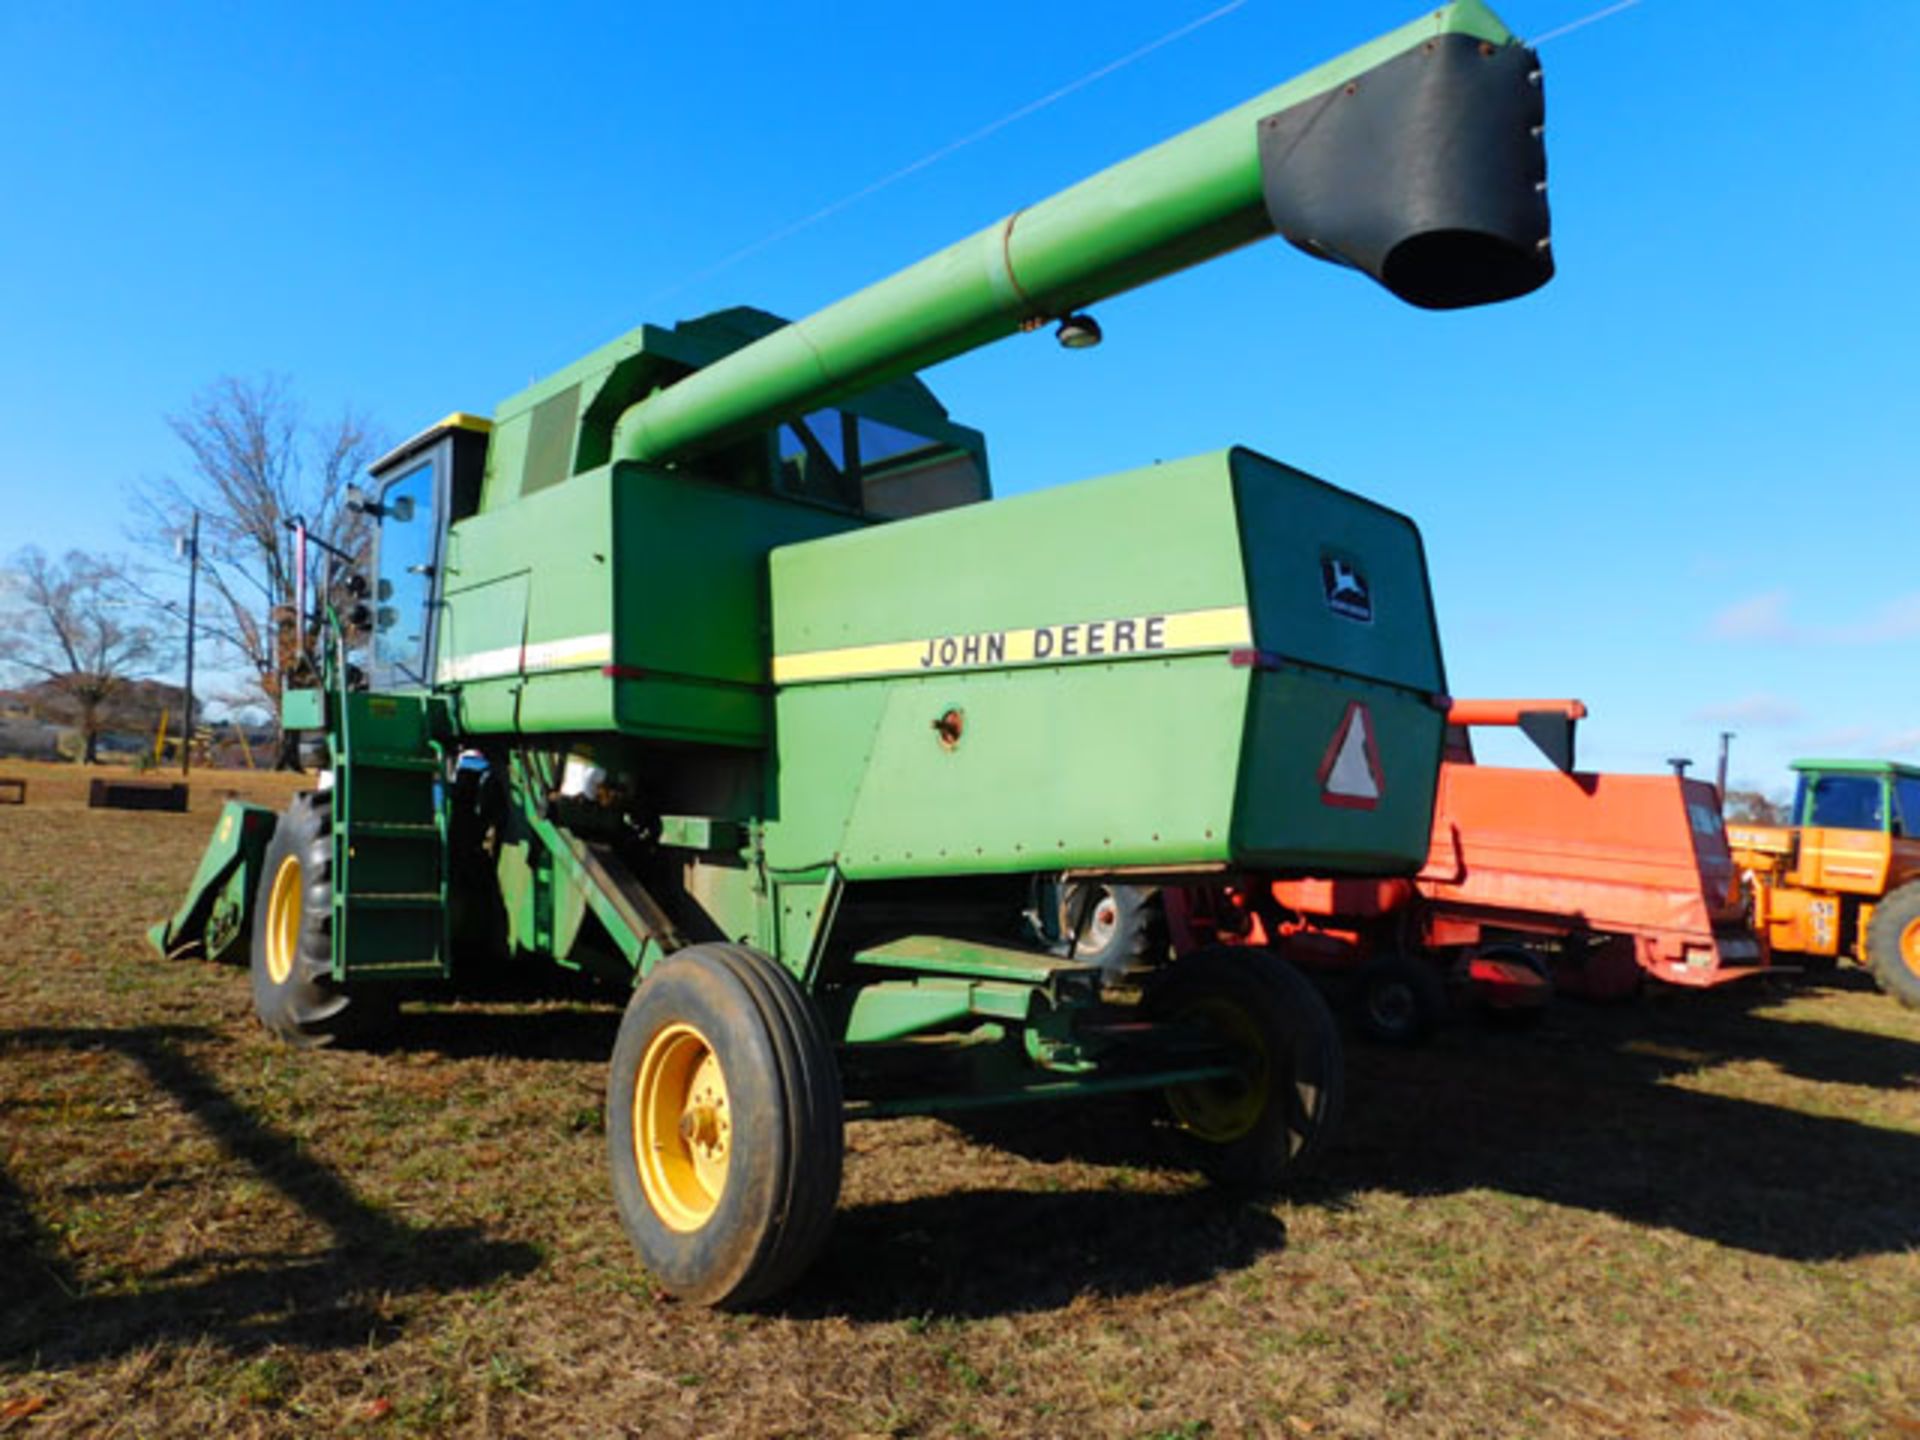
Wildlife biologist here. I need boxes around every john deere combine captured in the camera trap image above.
[154,2,1553,1305]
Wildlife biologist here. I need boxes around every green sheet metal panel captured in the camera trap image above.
[1231,450,1442,694]
[1228,448,1446,872]
[1233,671,1444,872]
[835,658,1246,876]
[764,454,1252,875]
[438,462,860,744]
[764,448,1444,878]
[439,473,617,734]
[607,464,863,747]
[770,453,1246,661]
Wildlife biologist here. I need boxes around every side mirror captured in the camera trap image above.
[342,571,371,599]
[345,483,383,518]
[388,494,415,523]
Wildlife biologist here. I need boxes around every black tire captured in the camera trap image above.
[250,791,385,1047]
[1472,943,1554,1027]
[606,944,843,1307]
[1353,949,1448,1046]
[1865,882,1920,1010]
[1062,881,1165,980]
[1145,947,1344,1187]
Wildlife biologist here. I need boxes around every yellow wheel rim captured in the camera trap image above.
[1900,916,1920,978]
[264,855,302,987]
[634,1022,732,1232]
[1165,997,1271,1144]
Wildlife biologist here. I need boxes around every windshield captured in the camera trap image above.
[1804,773,1885,832]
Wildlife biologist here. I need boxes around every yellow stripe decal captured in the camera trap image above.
[438,631,611,684]
[772,605,1251,685]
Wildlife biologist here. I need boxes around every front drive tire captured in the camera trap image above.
[606,944,843,1308]
[1865,882,1920,1010]
[250,791,384,1047]
[1146,947,1344,1187]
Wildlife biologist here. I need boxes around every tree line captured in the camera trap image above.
[0,377,381,767]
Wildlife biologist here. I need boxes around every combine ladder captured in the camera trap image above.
[332,692,449,982]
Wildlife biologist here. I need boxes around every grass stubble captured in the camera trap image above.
[1,759,1917,1436]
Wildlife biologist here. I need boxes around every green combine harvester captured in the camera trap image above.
[155,2,1553,1305]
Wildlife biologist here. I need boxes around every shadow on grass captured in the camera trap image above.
[0,1024,540,1368]
[365,1001,622,1064]
[1329,992,1920,1261]
[783,1183,1288,1321]
[945,991,1920,1266]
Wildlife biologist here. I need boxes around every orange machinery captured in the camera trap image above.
[1728,759,1920,1008]
[1167,700,1769,1041]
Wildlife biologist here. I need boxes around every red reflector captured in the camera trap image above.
[1228,648,1281,671]
[602,664,646,680]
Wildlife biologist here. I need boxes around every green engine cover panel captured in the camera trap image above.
[436,462,859,745]
[762,448,1446,879]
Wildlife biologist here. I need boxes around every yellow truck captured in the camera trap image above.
[1728,759,1920,1008]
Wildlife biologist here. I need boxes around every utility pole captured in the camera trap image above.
[180,510,199,778]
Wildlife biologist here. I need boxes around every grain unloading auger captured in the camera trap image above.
[153,2,1552,1305]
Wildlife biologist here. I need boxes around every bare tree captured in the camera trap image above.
[132,375,382,768]
[0,549,171,764]
[1724,788,1789,826]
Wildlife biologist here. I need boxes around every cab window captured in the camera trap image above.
[1805,774,1885,832]
[371,455,442,689]
[1894,777,1920,838]
[772,407,986,519]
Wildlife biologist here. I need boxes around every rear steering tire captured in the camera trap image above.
[1145,947,1344,1187]
[249,791,387,1047]
[606,944,844,1307]
[1865,882,1920,1010]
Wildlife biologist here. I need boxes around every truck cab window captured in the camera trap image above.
[1806,774,1885,832]
[372,456,442,689]
[1894,777,1920,838]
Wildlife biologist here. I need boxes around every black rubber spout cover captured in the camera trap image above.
[1259,32,1551,309]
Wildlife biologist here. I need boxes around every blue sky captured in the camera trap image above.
[1,0,1914,795]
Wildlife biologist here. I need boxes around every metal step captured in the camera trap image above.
[853,934,1102,989]
[352,751,441,773]
[345,891,442,909]
[342,958,445,979]
[349,820,439,838]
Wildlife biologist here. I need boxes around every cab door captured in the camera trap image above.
[1793,771,1892,896]
[370,442,448,692]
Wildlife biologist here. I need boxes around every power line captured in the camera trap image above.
[645,0,1251,305]
[1530,0,1643,48]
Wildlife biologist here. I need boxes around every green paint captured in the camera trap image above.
[148,801,278,962]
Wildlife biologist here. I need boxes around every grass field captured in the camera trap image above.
[3,757,1918,1437]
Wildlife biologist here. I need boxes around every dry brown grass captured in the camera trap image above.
[3,757,1919,1437]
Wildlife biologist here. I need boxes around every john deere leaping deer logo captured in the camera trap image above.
[1321,555,1373,623]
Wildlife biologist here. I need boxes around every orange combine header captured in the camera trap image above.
[1169,700,1769,1042]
